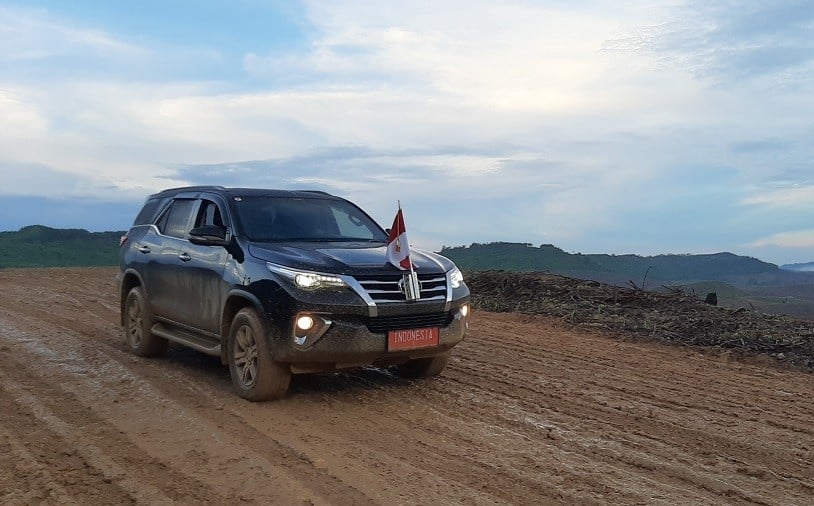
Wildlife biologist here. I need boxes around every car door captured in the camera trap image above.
[173,197,230,334]
[141,197,197,323]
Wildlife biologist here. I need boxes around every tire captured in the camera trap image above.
[123,286,167,357]
[397,352,451,379]
[227,308,291,401]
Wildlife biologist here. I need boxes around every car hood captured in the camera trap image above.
[248,241,452,274]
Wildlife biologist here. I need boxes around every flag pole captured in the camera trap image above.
[401,201,415,275]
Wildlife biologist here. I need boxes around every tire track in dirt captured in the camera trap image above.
[0,271,379,503]
[0,370,171,505]
[0,311,374,506]
[457,349,814,468]
[1,269,554,504]
[452,338,813,500]
[2,268,814,505]
[466,316,814,447]
[0,300,573,504]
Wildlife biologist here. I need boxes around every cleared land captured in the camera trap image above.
[0,268,812,505]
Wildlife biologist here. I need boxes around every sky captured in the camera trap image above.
[0,0,812,265]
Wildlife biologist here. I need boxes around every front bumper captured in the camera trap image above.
[272,306,468,373]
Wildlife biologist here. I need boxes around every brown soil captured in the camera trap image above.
[0,267,812,505]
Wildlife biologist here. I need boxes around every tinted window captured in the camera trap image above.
[194,199,226,229]
[133,197,168,225]
[158,199,195,239]
[234,197,387,242]
[332,207,377,240]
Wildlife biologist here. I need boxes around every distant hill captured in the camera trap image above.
[782,262,814,272]
[440,242,814,319]
[440,242,814,288]
[0,225,124,268]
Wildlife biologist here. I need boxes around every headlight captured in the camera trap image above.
[448,267,464,288]
[267,263,347,290]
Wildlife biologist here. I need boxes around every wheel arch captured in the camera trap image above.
[119,269,145,326]
[220,290,268,365]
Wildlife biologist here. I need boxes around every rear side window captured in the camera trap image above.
[157,199,195,239]
[133,197,167,225]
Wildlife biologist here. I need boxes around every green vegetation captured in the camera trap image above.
[0,225,123,268]
[442,242,814,319]
[440,242,786,286]
[3,228,812,318]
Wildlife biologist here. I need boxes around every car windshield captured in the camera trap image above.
[234,196,388,243]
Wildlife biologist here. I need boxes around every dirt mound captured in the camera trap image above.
[467,270,814,369]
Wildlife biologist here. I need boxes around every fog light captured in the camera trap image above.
[296,315,315,331]
[461,304,469,317]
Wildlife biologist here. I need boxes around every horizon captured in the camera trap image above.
[1,1,813,265]
[4,222,810,268]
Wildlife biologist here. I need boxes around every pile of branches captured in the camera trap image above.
[467,270,814,369]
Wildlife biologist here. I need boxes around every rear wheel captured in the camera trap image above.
[227,308,291,401]
[123,286,167,357]
[397,352,451,379]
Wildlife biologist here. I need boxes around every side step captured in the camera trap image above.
[151,323,221,357]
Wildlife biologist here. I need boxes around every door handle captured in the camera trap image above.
[138,246,151,254]
[178,252,192,262]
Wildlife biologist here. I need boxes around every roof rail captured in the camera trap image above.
[157,185,226,194]
[299,190,332,196]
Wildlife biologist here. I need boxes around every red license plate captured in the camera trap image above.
[388,327,440,351]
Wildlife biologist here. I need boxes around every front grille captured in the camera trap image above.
[365,312,454,333]
[353,273,447,303]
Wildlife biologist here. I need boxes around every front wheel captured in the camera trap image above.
[227,308,291,401]
[397,352,451,379]
[123,286,167,357]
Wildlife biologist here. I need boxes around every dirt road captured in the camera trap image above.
[0,268,812,505]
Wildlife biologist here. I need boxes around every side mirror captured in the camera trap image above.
[189,225,228,246]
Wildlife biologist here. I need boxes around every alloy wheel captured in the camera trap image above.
[126,297,143,347]
[233,325,259,388]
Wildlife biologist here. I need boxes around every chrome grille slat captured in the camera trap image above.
[353,272,448,304]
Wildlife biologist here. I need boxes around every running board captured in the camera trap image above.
[151,323,221,357]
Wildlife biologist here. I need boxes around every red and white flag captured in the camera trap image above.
[386,207,413,270]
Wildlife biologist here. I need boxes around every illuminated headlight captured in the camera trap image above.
[449,267,464,289]
[266,263,347,290]
[461,304,469,317]
[293,272,345,289]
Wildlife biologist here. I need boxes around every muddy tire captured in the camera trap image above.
[227,308,291,401]
[123,286,167,357]
[397,352,451,379]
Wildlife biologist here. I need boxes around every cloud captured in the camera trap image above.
[244,0,678,115]
[0,162,89,197]
[603,0,814,85]
[728,138,793,154]
[0,1,813,264]
[0,6,144,63]
[748,229,814,249]
[741,185,814,208]
[172,144,654,249]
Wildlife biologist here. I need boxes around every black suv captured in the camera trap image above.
[118,186,469,400]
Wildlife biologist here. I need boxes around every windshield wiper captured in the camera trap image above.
[308,237,385,243]
[260,237,385,243]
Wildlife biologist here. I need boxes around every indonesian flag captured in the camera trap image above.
[386,208,413,270]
